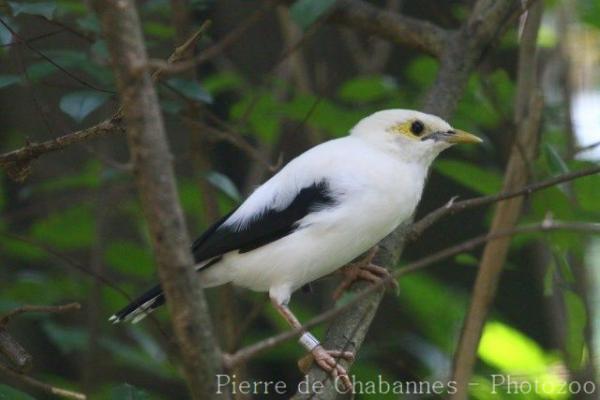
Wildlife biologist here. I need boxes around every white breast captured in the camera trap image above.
[197,136,429,303]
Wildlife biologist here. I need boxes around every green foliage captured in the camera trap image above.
[110,384,151,400]
[9,1,56,19]
[478,321,567,399]
[573,173,600,212]
[105,242,155,278]
[205,171,240,202]
[166,78,213,104]
[543,144,569,176]
[290,0,336,30]
[405,56,438,88]
[563,290,587,370]
[0,385,36,400]
[0,74,20,89]
[338,75,397,103]
[454,252,480,266]
[434,159,503,194]
[578,0,600,28]
[143,21,175,39]
[31,205,95,249]
[231,90,282,143]
[202,71,243,94]
[398,274,466,352]
[59,91,110,123]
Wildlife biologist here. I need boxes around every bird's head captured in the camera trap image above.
[350,109,482,164]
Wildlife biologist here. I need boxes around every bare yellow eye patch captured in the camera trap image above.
[386,120,427,140]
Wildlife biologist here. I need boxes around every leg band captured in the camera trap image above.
[298,332,320,351]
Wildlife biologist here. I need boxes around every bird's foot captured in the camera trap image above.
[332,261,398,301]
[298,345,354,389]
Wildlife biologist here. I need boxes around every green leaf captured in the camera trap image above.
[26,50,88,81]
[290,0,336,29]
[543,261,555,297]
[30,205,94,249]
[454,253,479,266]
[104,242,154,278]
[231,91,281,142]
[0,384,36,400]
[42,320,87,354]
[143,21,175,39]
[434,159,503,195]
[203,72,243,94]
[59,91,109,123]
[338,75,396,103]
[0,74,20,89]
[9,1,56,19]
[398,274,467,352]
[544,144,569,175]
[205,172,240,201]
[405,56,438,88]
[479,321,554,373]
[573,173,600,212]
[578,0,600,29]
[563,290,587,370]
[111,383,150,400]
[166,78,213,104]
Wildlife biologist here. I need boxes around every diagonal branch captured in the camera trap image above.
[0,303,81,326]
[0,23,207,182]
[0,362,86,400]
[229,219,600,373]
[408,165,600,241]
[0,302,85,399]
[329,0,448,58]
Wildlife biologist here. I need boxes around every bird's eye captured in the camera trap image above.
[410,120,425,135]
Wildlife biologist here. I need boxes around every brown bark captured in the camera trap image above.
[450,2,544,398]
[90,1,224,399]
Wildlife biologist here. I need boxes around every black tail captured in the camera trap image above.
[109,284,164,324]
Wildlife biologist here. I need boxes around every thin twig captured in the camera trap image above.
[408,165,600,240]
[0,29,64,48]
[146,2,273,75]
[0,362,86,400]
[0,17,113,94]
[575,140,600,154]
[0,303,81,327]
[0,22,208,181]
[0,233,131,300]
[225,220,600,368]
[184,118,276,171]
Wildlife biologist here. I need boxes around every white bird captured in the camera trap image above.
[110,109,481,385]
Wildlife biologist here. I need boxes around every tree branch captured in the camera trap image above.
[0,21,206,182]
[0,117,124,182]
[0,362,86,400]
[450,2,544,397]
[329,0,448,58]
[228,219,600,375]
[0,303,85,399]
[90,1,223,399]
[0,303,81,326]
[408,165,600,241]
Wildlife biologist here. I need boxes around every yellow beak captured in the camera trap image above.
[447,129,483,144]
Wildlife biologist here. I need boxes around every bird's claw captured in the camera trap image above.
[332,262,398,301]
[298,345,354,389]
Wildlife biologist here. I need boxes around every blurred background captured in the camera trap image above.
[0,0,599,399]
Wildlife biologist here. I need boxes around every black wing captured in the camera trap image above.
[192,180,337,264]
[111,180,337,322]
